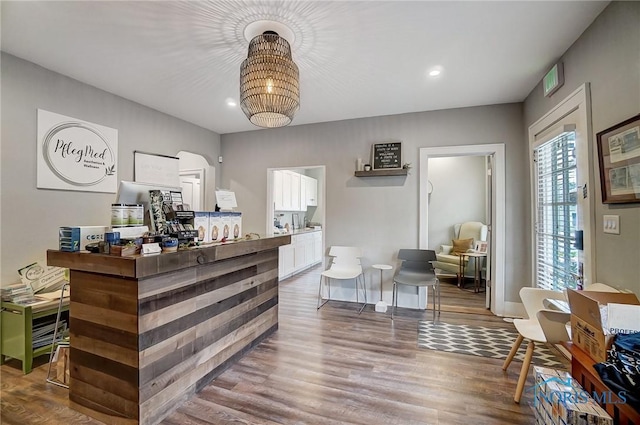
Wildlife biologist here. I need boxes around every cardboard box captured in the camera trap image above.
[209,212,223,242]
[566,289,640,363]
[194,212,210,243]
[228,212,242,240]
[533,366,613,425]
[59,226,109,252]
[607,303,640,335]
[55,345,70,384]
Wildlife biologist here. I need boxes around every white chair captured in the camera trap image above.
[317,246,367,314]
[502,287,569,403]
[585,282,619,292]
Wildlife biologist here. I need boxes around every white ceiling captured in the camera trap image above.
[1,1,609,135]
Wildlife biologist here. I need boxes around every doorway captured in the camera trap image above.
[419,143,506,316]
[266,166,326,236]
[528,84,593,289]
[427,155,492,312]
[179,169,204,211]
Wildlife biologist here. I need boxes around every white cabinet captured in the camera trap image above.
[299,175,307,211]
[273,171,317,212]
[304,236,314,266]
[278,244,295,279]
[290,171,301,211]
[293,238,306,271]
[282,171,293,210]
[278,231,323,280]
[273,170,284,211]
[313,231,323,263]
[303,175,318,207]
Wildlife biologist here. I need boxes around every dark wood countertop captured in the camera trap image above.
[48,234,291,279]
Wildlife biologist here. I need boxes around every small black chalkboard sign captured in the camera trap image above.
[372,142,402,170]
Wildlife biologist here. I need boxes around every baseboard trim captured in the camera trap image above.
[502,301,525,318]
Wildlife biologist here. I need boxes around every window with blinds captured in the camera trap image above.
[534,131,578,291]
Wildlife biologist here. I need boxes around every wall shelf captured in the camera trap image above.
[354,169,408,177]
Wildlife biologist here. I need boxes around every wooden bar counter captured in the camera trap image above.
[47,235,290,425]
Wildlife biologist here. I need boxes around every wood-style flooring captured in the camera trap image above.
[1,265,550,425]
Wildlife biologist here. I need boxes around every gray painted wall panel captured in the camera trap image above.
[221,104,526,302]
[428,156,487,250]
[0,53,221,284]
[524,2,640,293]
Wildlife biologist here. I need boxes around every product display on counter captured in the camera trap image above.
[58,226,109,252]
[59,182,247,259]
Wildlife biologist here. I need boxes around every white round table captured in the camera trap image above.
[372,264,393,311]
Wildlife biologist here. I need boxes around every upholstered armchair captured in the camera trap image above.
[431,222,488,279]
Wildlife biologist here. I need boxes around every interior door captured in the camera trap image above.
[485,154,493,309]
[180,177,200,211]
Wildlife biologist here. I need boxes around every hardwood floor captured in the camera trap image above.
[1,265,545,425]
[438,276,489,313]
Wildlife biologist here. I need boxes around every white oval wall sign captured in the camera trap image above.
[42,122,116,186]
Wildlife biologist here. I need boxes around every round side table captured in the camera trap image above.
[372,264,393,312]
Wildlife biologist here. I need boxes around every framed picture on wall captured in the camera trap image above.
[596,114,640,204]
[371,141,402,170]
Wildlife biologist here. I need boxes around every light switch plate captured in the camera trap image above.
[603,215,620,234]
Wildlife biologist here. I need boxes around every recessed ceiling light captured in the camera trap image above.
[226,98,237,107]
[429,69,441,77]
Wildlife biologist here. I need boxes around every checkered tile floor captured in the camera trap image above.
[418,321,566,369]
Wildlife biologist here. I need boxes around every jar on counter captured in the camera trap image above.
[111,204,128,226]
[127,204,143,225]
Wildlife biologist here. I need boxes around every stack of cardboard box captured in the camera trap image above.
[567,289,640,363]
[533,366,612,425]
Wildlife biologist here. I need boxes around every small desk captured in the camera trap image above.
[457,252,487,292]
[1,298,70,374]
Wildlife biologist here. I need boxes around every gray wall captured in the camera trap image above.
[428,156,487,250]
[221,104,526,302]
[524,1,640,293]
[0,53,221,284]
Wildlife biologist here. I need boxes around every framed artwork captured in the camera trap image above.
[371,141,402,170]
[596,114,640,204]
[474,241,488,254]
[37,109,118,193]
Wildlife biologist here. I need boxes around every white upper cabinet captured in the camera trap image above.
[289,171,301,211]
[273,170,284,211]
[274,170,315,211]
[303,175,318,207]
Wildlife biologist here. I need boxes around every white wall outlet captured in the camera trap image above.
[218,156,223,163]
[603,215,620,234]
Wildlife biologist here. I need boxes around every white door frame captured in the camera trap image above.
[527,83,594,288]
[179,168,205,211]
[419,143,506,316]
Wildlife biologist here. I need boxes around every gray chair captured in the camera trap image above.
[392,249,440,321]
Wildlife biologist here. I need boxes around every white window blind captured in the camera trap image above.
[534,131,578,291]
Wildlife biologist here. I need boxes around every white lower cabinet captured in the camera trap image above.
[278,231,322,280]
[293,240,306,271]
[278,244,295,278]
[313,231,322,263]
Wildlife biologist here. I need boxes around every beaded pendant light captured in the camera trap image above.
[240,31,300,128]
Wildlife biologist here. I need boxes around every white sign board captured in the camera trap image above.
[215,190,237,209]
[134,151,180,187]
[37,109,118,193]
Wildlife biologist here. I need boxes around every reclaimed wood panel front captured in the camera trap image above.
[48,235,289,425]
